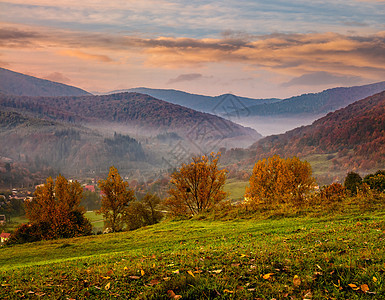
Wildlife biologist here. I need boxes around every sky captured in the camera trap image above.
[0,0,384,98]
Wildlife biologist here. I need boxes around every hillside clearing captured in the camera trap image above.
[1,209,385,299]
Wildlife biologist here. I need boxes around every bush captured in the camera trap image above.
[344,171,362,195]
[363,170,385,192]
[320,183,346,202]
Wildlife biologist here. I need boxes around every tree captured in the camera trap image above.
[344,171,362,195]
[363,170,385,192]
[165,152,227,216]
[320,183,346,202]
[98,166,135,232]
[124,193,163,230]
[24,175,92,240]
[245,155,315,207]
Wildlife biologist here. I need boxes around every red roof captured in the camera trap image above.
[84,185,95,192]
[0,233,10,238]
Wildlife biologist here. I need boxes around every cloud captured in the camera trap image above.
[167,73,203,84]
[281,71,363,87]
[59,50,113,62]
[43,72,71,84]
[1,25,385,81]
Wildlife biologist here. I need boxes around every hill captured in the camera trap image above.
[113,83,385,136]
[0,92,260,145]
[245,81,385,116]
[0,110,147,186]
[109,87,280,115]
[1,209,384,299]
[234,91,385,177]
[0,67,91,97]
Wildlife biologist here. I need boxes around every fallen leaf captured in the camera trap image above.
[373,276,378,283]
[101,276,110,280]
[293,275,301,287]
[262,273,274,280]
[303,290,312,299]
[105,282,111,290]
[212,269,222,274]
[360,284,369,293]
[167,290,182,299]
[149,279,160,286]
[129,276,140,279]
[172,269,180,274]
[187,270,195,277]
[163,277,171,281]
[123,267,128,271]
[223,289,234,293]
[348,283,360,290]
[141,270,145,276]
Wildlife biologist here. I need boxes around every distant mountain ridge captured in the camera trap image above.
[0,92,260,144]
[110,87,280,114]
[0,67,91,97]
[245,81,385,116]
[112,82,385,119]
[246,90,385,172]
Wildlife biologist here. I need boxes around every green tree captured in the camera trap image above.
[165,152,227,216]
[124,193,163,230]
[344,171,362,195]
[363,170,385,192]
[24,175,92,240]
[98,166,135,232]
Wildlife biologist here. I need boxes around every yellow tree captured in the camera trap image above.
[25,175,91,239]
[165,152,227,216]
[245,155,315,207]
[98,166,135,232]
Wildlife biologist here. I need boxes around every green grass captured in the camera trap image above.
[224,179,248,201]
[1,208,384,299]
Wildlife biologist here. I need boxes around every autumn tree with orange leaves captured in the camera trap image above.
[24,175,92,240]
[245,155,315,207]
[165,152,227,216]
[98,166,135,232]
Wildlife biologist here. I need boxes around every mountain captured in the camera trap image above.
[244,81,385,117]
[110,87,280,115]
[0,109,148,186]
[225,91,385,179]
[0,67,91,97]
[115,83,385,136]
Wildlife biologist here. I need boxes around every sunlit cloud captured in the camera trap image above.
[1,25,384,81]
[281,71,363,87]
[59,50,113,63]
[167,73,203,84]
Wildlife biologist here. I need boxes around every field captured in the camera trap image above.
[1,207,384,299]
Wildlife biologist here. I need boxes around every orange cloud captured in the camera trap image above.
[1,24,384,80]
[59,50,113,62]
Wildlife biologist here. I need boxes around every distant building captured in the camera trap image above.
[84,185,96,193]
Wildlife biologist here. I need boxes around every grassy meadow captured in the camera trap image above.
[1,204,385,299]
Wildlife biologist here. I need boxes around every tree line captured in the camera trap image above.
[6,153,385,244]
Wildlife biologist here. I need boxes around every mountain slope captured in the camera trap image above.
[0,67,91,97]
[248,91,385,172]
[111,87,280,114]
[0,110,147,182]
[0,92,259,141]
[245,81,385,116]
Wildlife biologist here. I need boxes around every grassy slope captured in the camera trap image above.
[1,209,384,299]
